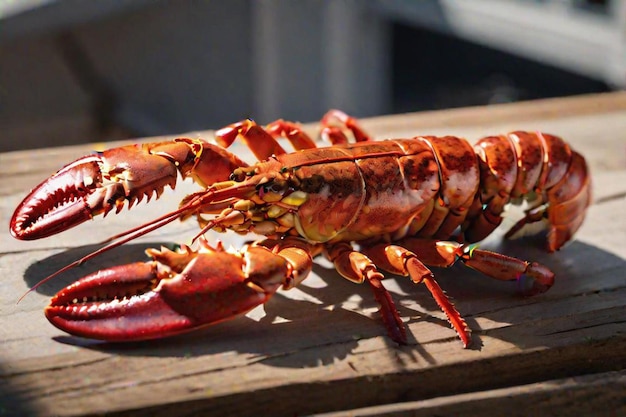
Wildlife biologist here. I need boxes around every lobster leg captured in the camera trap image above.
[362,243,471,348]
[398,238,555,296]
[215,118,316,161]
[363,238,555,347]
[215,119,287,160]
[503,204,547,241]
[265,120,318,150]
[325,242,406,344]
[320,109,372,144]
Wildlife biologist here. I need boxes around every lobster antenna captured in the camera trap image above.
[100,182,256,243]
[17,210,185,304]
[100,199,202,243]
[17,192,213,303]
[18,182,258,303]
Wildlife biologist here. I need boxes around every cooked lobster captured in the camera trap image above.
[10,110,591,347]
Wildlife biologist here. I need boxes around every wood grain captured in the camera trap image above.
[1,92,625,416]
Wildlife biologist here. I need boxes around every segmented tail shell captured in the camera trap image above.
[464,132,591,251]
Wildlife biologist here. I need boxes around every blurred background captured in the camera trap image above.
[0,0,623,152]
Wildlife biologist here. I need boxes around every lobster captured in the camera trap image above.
[10,110,591,347]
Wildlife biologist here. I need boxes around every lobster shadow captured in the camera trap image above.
[24,241,395,366]
[28,237,625,369]
[23,242,172,296]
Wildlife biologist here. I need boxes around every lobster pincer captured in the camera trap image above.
[45,238,313,341]
[10,139,248,240]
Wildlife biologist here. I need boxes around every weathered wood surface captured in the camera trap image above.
[1,92,625,416]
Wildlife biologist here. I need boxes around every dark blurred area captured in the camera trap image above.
[392,23,611,112]
[0,0,621,152]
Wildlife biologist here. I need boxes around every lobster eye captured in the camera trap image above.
[230,167,254,182]
[257,180,287,202]
[265,181,284,193]
[229,171,245,182]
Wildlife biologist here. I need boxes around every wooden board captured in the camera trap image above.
[1,92,625,416]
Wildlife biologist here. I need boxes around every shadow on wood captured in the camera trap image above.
[22,235,625,372]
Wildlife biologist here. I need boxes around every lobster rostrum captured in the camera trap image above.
[10,110,591,346]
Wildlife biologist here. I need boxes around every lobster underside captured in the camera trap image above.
[10,110,591,347]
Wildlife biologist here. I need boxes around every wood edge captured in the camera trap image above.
[358,91,626,132]
[78,336,626,417]
[314,370,626,417]
[2,91,625,159]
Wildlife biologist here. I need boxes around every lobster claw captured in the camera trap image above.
[11,155,107,240]
[10,140,250,241]
[45,241,288,341]
[10,146,179,240]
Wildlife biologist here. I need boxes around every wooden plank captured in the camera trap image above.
[1,92,625,416]
[316,370,626,417]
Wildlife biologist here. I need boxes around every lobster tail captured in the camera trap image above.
[464,131,591,252]
[543,149,591,251]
